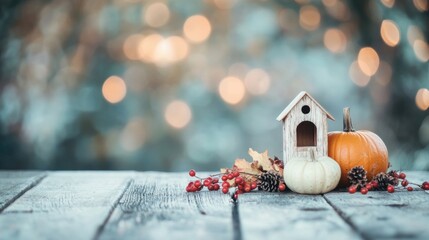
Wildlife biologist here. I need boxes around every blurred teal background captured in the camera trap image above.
[0,0,428,171]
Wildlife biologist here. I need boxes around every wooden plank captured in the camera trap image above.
[0,171,132,240]
[324,172,429,240]
[0,171,46,212]
[99,172,234,240]
[238,192,362,240]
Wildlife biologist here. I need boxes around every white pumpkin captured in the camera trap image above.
[284,150,341,194]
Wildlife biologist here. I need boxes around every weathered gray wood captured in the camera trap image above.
[0,171,46,212]
[324,171,429,240]
[238,192,362,240]
[0,171,132,240]
[99,172,234,240]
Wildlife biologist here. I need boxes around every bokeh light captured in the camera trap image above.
[164,100,192,129]
[218,76,246,105]
[244,69,271,95]
[143,2,170,28]
[413,0,428,11]
[380,0,395,8]
[349,61,370,87]
[415,88,429,111]
[213,0,234,10]
[299,5,321,31]
[323,28,347,53]
[102,76,127,104]
[120,117,146,152]
[380,20,400,47]
[357,47,380,76]
[413,40,429,62]
[183,15,212,43]
[154,36,189,64]
[138,34,163,62]
[123,34,145,60]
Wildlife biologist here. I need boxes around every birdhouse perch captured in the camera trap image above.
[277,91,335,162]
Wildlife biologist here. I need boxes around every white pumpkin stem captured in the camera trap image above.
[309,149,317,162]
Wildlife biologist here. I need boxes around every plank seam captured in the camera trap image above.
[0,172,47,213]
[92,177,133,240]
[232,202,242,240]
[322,195,369,240]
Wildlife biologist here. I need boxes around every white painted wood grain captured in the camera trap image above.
[0,171,132,240]
[99,172,235,240]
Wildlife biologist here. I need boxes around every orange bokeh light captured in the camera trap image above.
[123,34,144,60]
[102,76,127,104]
[299,6,321,31]
[357,47,380,76]
[183,15,212,43]
[164,100,192,129]
[143,2,170,28]
[218,76,245,105]
[323,28,347,53]
[244,69,271,95]
[416,88,429,111]
[380,20,400,47]
[349,61,370,87]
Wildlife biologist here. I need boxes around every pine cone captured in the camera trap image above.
[373,172,398,190]
[347,166,367,189]
[258,172,282,192]
[387,170,400,186]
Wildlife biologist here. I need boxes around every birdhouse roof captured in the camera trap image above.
[276,91,335,121]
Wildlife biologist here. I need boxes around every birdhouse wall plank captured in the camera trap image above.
[282,95,328,162]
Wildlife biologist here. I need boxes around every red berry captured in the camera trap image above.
[399,173,406,179]
[221,175,228,181]
[251,182,257,190]
[222,187,229,194]
[244,185,251,192]
[212,178,219,184]
[422,183,429,190]
[401,180,408,187]
[186,186,191,192]
[222,182,230,188]
[423,181,429,185]
[208,185,214,191]
[279,183,286,192]
[237,184,244,190]
[407,186,413,191]
[189,169,196,177]
[194,180,201,188]
[348,186,357,194]
[233,193,239,200]
[236,190,243,195]
[235,177,243,184]
[203,179,211,187]
[365,183,373,191]
[371,181,379,189]
[227,174,234,180]
[233,171,240,177]
[387,185,395,193]
[360,187,368,195]
[213,184,220,191]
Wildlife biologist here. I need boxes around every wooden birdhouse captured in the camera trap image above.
[277,91,335,162]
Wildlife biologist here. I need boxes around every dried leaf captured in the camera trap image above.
[233,158,260,183]
[248,148,274,172]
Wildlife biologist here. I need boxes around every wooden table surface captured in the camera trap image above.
[1,171,429,240]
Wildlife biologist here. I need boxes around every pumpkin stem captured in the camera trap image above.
[309,149,317,162]
[343,107,355,132]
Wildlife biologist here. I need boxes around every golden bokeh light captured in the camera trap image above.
[120,117,146,152]
[137,34,163,62]
[349,61,370,87]
[299,6,321,31]
[323,28,347,53]
[375,61,392,86]
[413,40,429,62]
[213,0,234,10]
[357,47,380,76]
[102,76,127,104]
[380,20,400,47]
[416,88,429,111]
[154,36,189,64]
[413,0,428,11]
[380,0,395,8]
[244,69,271,95]
[183,15,212,43]
[218,76,246,105]
[123,34,144,60]
[164,100,192,129]
[407,25,424,46]
[322,0,338,7]
[143,2,170,28]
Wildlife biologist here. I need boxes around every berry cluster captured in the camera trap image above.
[348,169,429,194]
[186,169,286,200]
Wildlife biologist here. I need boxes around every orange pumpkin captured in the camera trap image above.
[328,107,388,187]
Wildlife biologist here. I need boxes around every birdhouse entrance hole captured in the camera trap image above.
[296,121,317,147]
